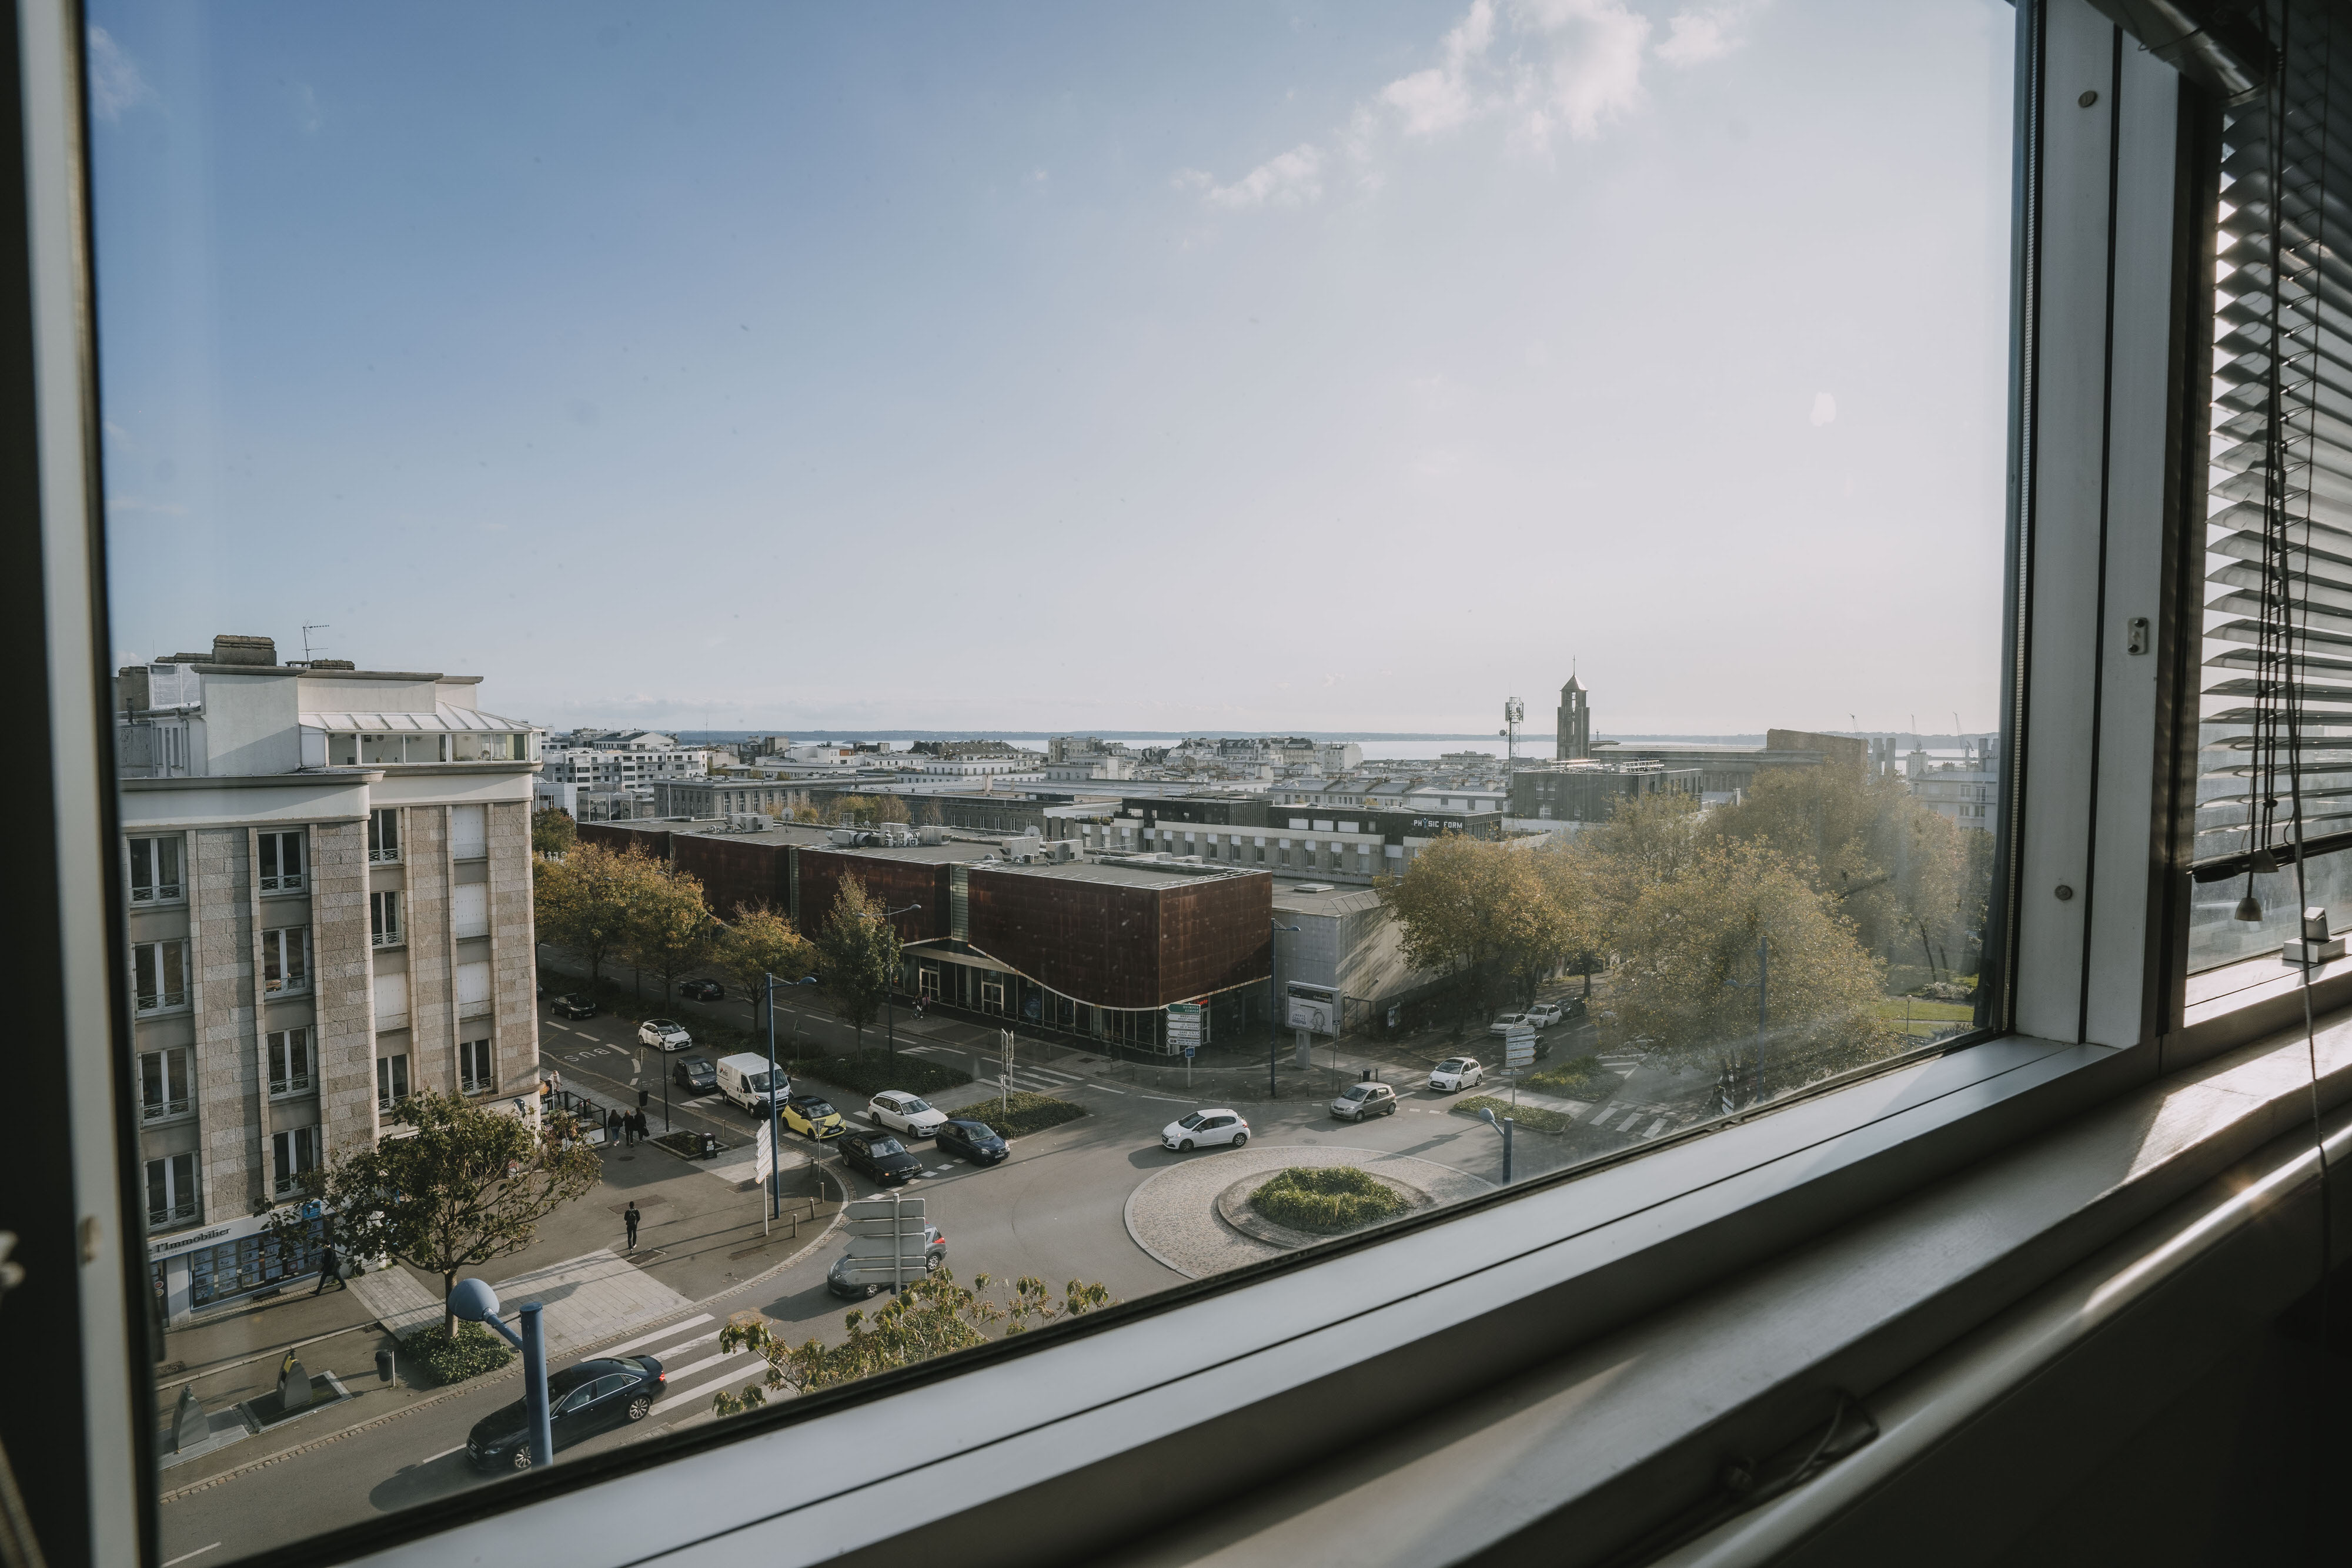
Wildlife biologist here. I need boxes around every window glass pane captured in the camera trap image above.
[92,1,2016,1552]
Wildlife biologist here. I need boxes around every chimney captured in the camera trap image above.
[209,634,278,667]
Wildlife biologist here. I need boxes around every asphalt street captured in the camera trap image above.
[156,995,1575,1563]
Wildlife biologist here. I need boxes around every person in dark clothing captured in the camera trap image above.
[632,1110,648,1145]
[606,1107,622,1144]
[623,1202,641,1252]
[312,1242,342,1295]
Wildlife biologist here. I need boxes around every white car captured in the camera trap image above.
[1161,1108,1250,1151]
[868,1091,948,1139]
[1488,1014,1536,1038]
[638,1018,693,1053]
[1329,1082,1398,1121]
[1429,1057,1484,1093]
[1525,1002,1565,1027]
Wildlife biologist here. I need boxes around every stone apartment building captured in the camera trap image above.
[117,634,542,1323]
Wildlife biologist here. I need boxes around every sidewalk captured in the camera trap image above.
[153,1122,841,1489]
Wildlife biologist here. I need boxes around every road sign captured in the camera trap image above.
[841,1194,930,1286]
[1502,1028,1536,1069]
[1167,1001,1202,1057]
[753,1122,773,1186]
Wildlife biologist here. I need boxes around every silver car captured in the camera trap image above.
[1329,1082,1398,1121]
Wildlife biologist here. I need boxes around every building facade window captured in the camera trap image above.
[128,834,182,903]
[451,881,489,939]
[370,890,402,947]
[457,959,492,1019]
[131,939,188,1014]
[257,828,306,892]
[459,1037,494,1095]
[272,1125,320,1194]
[139,1047,192,1121]
[450,803,488,860]
[268,1028,312,1095]
[374,971,409,1031]
[145,1152,197,1228]
[368,807,401,863]
[377,1053,409,1111]
[261,925,309,994]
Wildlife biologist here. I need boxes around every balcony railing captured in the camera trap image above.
[140,1095,190,1122]
[129,881,183,904]
[259,872,306,894]
[148,1198,196,1228]
[269,1073,312,1096]
[372,927,402,948]
[368,846,400,864]
[133,988,188,1014]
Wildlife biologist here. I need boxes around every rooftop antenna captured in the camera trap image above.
[301,624,330,663]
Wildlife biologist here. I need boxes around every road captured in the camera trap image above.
[156,994,1571,1563]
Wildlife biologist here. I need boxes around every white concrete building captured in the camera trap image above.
[116,634,542,1323]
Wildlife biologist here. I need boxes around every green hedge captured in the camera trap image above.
[952,1091,1086,1139]
[1250,1166,1409,1235]
[407,1322,514,1385]
[1451,1095,1576,1134]
[1523,1054,1616,1098]
[799,1051,972,1098]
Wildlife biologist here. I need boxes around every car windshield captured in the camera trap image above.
[871,1138,906,1155]
[743,1071,774,1092]
[901,1099,931,1114]
[802,1100,836,1117]
[1178,1112,1207,1130]
[610,1356,649,1375]
[1438,1060,1465,1073]
[956,1122,995,1141]
[1345,1086,1371,1099]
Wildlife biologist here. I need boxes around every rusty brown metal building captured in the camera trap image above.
[577,819,1272,1050]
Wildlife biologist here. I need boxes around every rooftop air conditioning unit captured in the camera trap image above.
[829,827,860,845]
[919,825,947,846]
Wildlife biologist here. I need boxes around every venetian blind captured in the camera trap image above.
[2197,1,2352,881]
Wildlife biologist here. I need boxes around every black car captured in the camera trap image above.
[673,1056,716,1094]
[840,1132,923,1186]
[465,1355,664,1471]
[550,992,597,1019]
[677,978,724,1001]
[825,1228,946,1299]
[935,1118,1008,1165]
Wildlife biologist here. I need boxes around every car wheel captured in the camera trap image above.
[510,1449,533,1472]
[1178,1138,1195,1152]
[1232,1131,1249,1146]
[626,1394,652,1422]
[864,1283,881,1299]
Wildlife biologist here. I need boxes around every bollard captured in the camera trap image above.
[376,1346,396,1383]
[278,1355,312,1410]
[171,1384,205,1452]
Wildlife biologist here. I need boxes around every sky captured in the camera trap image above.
[88,1,2016,737]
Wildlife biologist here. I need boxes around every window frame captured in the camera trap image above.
[16,4,2318,1566]
[368,805,402,863]
[136,1046,189,1123]
[370,888,402,948]
[260,922,310,995]
[255,827,306,894]
[128,938,186,1015]
[267,1025,312,1096]
[125,832,180,904]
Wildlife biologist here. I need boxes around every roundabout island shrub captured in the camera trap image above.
[1249,1166,1410,1235]
[408,1321,514,1385]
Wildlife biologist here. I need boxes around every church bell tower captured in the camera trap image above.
[1557,673,1591,761]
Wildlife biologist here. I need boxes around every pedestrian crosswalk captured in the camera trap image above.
[599,1315,776,1417]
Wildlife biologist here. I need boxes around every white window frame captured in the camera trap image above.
[144,1152,198,1229]
[138,1046,191,1122]
[369,806,402,863]
[370,889,402,948]
[267,1027,312,1095]
[459,1036,495,1095]
[377,1052,409,1111]
[260,924,309,995]
[270,1124,320,1195]
[126,833,181,904]
[129,938,188,1014]
[256,827,306,894]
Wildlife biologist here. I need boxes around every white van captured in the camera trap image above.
[715,1053,788,1115]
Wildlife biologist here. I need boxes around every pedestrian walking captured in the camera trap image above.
[606,1107,622,1144]
[311,1242,342,1295]
[623,1201,641,1252]
[632,1109,649,1145]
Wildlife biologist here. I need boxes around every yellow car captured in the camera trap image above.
[783,1094,846,1140]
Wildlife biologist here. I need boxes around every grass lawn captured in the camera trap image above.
[953,1091,1086,1138]
[1451,1095,1577,1135]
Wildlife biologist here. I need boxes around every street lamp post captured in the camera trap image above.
[449,1278,551,1469]
[1269,920,1301,1098]
[763,972,818,1222]
[1476,1106,1515,1184]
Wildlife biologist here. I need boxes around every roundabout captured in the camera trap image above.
[1122,1144,1495,1279]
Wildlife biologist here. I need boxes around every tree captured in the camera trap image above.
[709,1269,1115,1414]
[533,842,666,985]
[629,862,718,1004]
[815,875,904,1052]
[278,1092,600,1335]
[716,903,820,1036]
[1605,840,1899,1111]
[1375,835,1568,1031]
[821,794,910,827]
[531,806,578,857]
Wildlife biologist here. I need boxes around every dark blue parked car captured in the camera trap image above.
[466,1355,664,1471]
[935,1118,1009,1166]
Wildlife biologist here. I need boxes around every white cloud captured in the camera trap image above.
[1379,0,1496,137]
[86,26,153,123]
[1177,143,1325,210]
[1656,2,1763,68]
[1810,392,1837,426]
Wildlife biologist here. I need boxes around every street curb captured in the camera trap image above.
[158,1166,850,1505]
